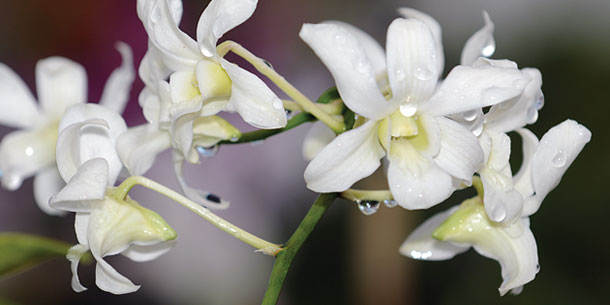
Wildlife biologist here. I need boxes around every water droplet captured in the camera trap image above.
[535,91,544,110]
[200,40,216,57]
[414,66,433,81]
[383,199,398,208]
[230,136,239,142]
[196,145,219,158]
[272,97,283,110]
[472,123,484,137]
[394,69,405,81]
[399,103,417,117]
[285,109,294,120]
[513,79,526,89]
[481,39,496,57]
[357,200,380,216]
[462,110,478,122]
[551,149,566,167]
[263,60,274,69]
[354,59,370,75]
[333,33,346,45]
[206,193,221,204]
[490,204,507,222]
[251,140,265,146]
[1,173,22,191]
[526,106,538,123]
[151,7,162,23]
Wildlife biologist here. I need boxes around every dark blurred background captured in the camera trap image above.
[0,0,608,304]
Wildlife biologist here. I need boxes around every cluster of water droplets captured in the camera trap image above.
[355,199,398,216]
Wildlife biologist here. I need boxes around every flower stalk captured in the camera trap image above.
[261,192,338,305]
[217,40,346,133]
[115,176,282,256]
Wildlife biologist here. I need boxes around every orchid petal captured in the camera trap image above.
[433,116,483,183]
[75,213,90,246]
[485,68,543,133]
[513,128,539,197]
[94,255,140,294]
[420,63,529,117]
[168,97,202,161]
[99,42,135,114]
[387,138,453,209]
[461,11,495,66]
[142,0,201,71]
[397,8,444,75]
[400,206,469,260]
[386,18,440,104]
[220,58,287,129]
[172,151,230,209]
[300,23,396,120]
[323,20,387,76]
[139,42,172,89]
[67,244,89,292]
[305,120,384,192]
[50,158,108,212]
[0,63,41,128]
[33,167,65,216]
[196,0,258,57]
[434,200,539,296]
[57,104,127,184]
[122,240,176,262]
[36,57,87,118]
[117,124,171,176]
[526,120,591,215]
[0,126,58,190]
[302,121,336,161]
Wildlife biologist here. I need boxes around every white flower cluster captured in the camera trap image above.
[300,10,591,295]
[0,0,287,295]
[0,0,591,298]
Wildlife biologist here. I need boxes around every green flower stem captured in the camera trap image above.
[115,176,282,256]
[340,189,393,202]
[220,112,315,144]
[217,40,346,133]
[261,193,338,305]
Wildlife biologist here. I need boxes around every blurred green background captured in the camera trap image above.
[0,0,608,304]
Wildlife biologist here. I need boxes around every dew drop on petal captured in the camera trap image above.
[399,103,417,117]
[383,199,398,208]
[526,106,538,123]
[196,145,219,158]
[1,173,23,191]
[357,200,380,216]
[481,39,496,57]
[333,33,346,45]
[272,97,283,110]
[414,66,433,81]
[535,91,545,110]
[394,69,405,81]
[551,149,566,168]
[200,40,216,57]
[462,110,478,122]
[513,79,526,90]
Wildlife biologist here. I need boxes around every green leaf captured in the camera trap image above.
[316,87,340,104]
[0,232,74,278]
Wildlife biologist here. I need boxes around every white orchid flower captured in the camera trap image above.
[50,103,176,294]
[300,12,532,209]
[436,12,546,223]
[400,119,591,295]
[137,0,287,160]
[0,44,134,215]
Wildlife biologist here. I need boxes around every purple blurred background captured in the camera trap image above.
[1,0,609,304]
